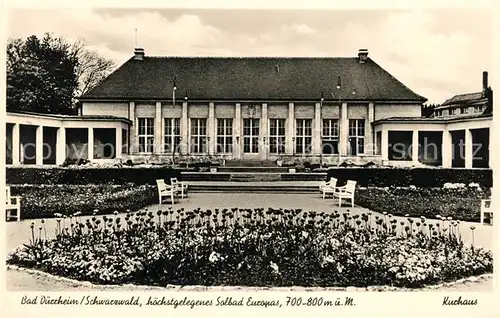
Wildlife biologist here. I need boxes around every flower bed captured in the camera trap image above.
[327,168,492,188]
[356,187,489,222]
[10,185,157,220]
[7,208,492,288]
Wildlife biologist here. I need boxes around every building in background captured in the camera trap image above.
[4,48,492,168]
[373,71,492,168]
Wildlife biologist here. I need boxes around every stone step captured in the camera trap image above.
[184,181,321,193]
[180,171,328,182]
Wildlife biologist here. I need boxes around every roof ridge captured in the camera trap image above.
[142,56,356,60]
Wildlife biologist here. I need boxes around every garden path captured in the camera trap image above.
[6,193,493,252]
[5,193,494,291]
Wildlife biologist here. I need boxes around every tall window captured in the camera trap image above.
[122,128,128,155]
[349,119,365,155]
[243,119,259,153]
[164,118,181,153]
[322,119,339,154]
[138,118,154,153]
[269,119,285,154]
[217,119,233,153]
[191,118,207,153]
[296,119,312,154]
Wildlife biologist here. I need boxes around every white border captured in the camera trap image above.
[1,1,499,318]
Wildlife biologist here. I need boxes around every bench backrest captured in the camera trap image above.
[329,178,338,187]
[156,179,167,192]
[481,199,493,212]
[6,186,11,203]
[345,180,357,194]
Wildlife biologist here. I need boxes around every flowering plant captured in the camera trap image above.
[7,207,492,288]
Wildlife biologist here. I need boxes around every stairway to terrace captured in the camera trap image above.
[181,160,327,193]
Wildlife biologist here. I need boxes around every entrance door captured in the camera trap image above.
[243,118,260,159]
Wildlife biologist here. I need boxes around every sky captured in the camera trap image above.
[5,7,495,104]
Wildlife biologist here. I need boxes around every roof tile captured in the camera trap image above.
[81,56,427,102]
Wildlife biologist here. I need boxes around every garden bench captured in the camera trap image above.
[480,199,493,225]
[5,186,22,221]
[320,177,338,199]
[156,179,176,205]
[319,177,334,192]
[332,180,357,207]
[170,178,188,198]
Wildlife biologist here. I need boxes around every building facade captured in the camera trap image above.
[5,48,491,168]
[77,48,426,165]
[373,71,493,168]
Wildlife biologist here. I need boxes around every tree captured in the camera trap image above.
[71,39,115,98]
[6,33,115,115]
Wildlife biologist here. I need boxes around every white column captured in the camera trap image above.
[286,102,295,155]
[234,103,242,159]
[56,127,66,165]
[381,128,389,161]
[313,102,322,155]
[366,102,375,155]
[261,103,268,160]
[208,102,215,155]
[115,127,122,159]
[465,129,473,168]
[412,130,419,164]
[181,101,189,155]
[339,102,348,155]
[12,123,20,165]
[36,125,44,165]
[128,102,136,154]
[88,127,94,160]
[487,128,491,169]
[441,130,452,168]
[155,101,162,154]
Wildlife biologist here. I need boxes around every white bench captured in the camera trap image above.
[332,180,357,207]
[5,186,21,221]
[320,177,338,199]
[170,177,188,198]
[480,199,493,224]
[156,179,176,205]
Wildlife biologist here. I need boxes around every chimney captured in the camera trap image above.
[133,48,145,60]
[358,49,369,63]
[482,71,488,94]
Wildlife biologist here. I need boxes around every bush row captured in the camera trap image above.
[354,187,489,223]
[10,184,157,220]
[327,168,492,188]
[6,167,182,185]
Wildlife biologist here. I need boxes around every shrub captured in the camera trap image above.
[327,168,492,188]
[6,167,183,185]
[355,187,489,222]
[7,208,492,288]
[9,185,157,219]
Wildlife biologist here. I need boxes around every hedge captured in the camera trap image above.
[327,168,492,188]
[9,184,157,220]
[6,167,183,185]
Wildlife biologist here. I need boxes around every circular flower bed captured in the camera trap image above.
[7,208,492,288]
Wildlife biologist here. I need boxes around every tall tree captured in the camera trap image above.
[71,39,115,99]
[6,33,115,115]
